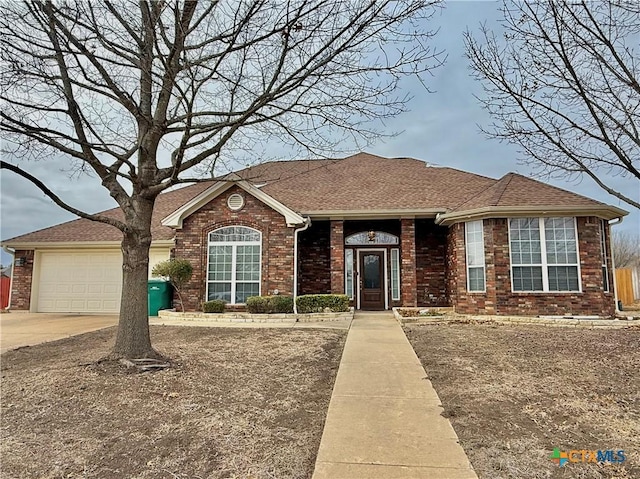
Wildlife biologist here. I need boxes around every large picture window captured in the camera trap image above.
[207,226,261,304]
[509,218,580,292]
[465,220,486,292]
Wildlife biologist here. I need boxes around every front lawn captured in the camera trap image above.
[405,323,639,479]
[1,326,346,479]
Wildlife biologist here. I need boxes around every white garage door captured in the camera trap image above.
[37,251,123,313]
[36,249,171,313]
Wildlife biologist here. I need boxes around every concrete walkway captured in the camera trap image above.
[312,312,478,479]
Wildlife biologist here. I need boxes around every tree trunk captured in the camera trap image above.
[112,198,159,359]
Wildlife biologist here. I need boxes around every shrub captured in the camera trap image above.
[203,300,226,313]
[296,294,350,313]
[246,295,294,314]
[151,258,193,312]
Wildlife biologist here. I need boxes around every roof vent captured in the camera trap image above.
[227,193,245,211]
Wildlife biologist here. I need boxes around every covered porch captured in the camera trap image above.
[297,219,450,310]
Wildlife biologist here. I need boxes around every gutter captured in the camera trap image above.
[436,205,629,225]
[609,217,623,314]
[2,245,14,311]
[292,218,311,315]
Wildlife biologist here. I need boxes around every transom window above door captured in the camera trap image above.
[345,231,399,245]
[207,226,261,304]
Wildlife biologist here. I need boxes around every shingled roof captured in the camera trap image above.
[2,181,213,244]
[234,153,496,212]
[450,173,610,211]
[2,153,626,246]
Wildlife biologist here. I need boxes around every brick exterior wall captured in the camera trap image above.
[298,220,331,295]
[8,249,34,310]
[400,219,417,307]
[9,202,614,317]
[449,217,615,317]
[330,220,344,294]
[173,185,295,311]
[415,219,449,307]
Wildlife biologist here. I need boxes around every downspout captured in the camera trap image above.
[609,217,623,314]
[292,218,311,315]
[2,245,15,311]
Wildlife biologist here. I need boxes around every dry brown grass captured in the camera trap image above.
[405,323,640,479]
[1,325,346,479]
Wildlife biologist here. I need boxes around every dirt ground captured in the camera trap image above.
[405,323,640,479]
[1,326,346,479]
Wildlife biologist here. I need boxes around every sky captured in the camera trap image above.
[1,1,638,266]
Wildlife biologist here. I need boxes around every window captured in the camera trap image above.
[391,248,400,300]
[509,218,580,292]
[465,220,486,292]
[207,226,261,304]
[601,220,609,292]
[345,249,354,299]
[345,231,399,245]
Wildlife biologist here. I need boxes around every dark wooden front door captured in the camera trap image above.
[360,252,385,310]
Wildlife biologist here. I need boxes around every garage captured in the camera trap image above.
[36,250,122,313]
[33,249,171,313]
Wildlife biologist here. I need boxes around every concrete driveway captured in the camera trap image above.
[0,313,118,353]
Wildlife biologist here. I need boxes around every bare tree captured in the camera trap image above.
[0,0,442,359]
[464,0,640,209]
[613,231,640,268]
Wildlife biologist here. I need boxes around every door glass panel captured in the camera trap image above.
[363,254,381,289]
[345,250,354,298]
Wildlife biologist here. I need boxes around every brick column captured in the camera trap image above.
[330,220,344,294]
[401,219,417,306]
[9,249,34,310]
[483,219,497,315]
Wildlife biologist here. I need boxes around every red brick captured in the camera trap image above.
[400,219,417,306]
[8,250,33,310]
[173,185,295,311]
[449,217,615,316]
[330,220,344,294]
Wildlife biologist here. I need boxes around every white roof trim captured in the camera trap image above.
[0,240,174,250]
[161,177,305,228]
[302,209,445,220]
[435,205,628,226]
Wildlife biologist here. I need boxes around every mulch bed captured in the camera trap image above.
[1,325,346,479]
[405,323,639,479]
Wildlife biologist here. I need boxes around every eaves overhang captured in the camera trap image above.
[0,240,175,250]
[302,209,446,220]
[435,205,629,226]
[161,176,305,228]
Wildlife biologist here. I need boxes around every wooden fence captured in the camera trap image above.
[0,276,10,309]
[615,268,635,306]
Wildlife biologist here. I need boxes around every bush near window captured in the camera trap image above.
[296,294,350,313]
[245,295,294,314]
[151,258,194,312]
[202,300,226,313]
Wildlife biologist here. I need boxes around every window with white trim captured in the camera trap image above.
[345,249,354,299]
[509,218,580,292]
[207,226,261,304]
[465,220,486,292]
[390,248,400,300]
[600,220,609,292]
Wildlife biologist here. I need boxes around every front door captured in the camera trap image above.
[359,251,385,310]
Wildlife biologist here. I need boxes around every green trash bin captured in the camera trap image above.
[148,280,172,316]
